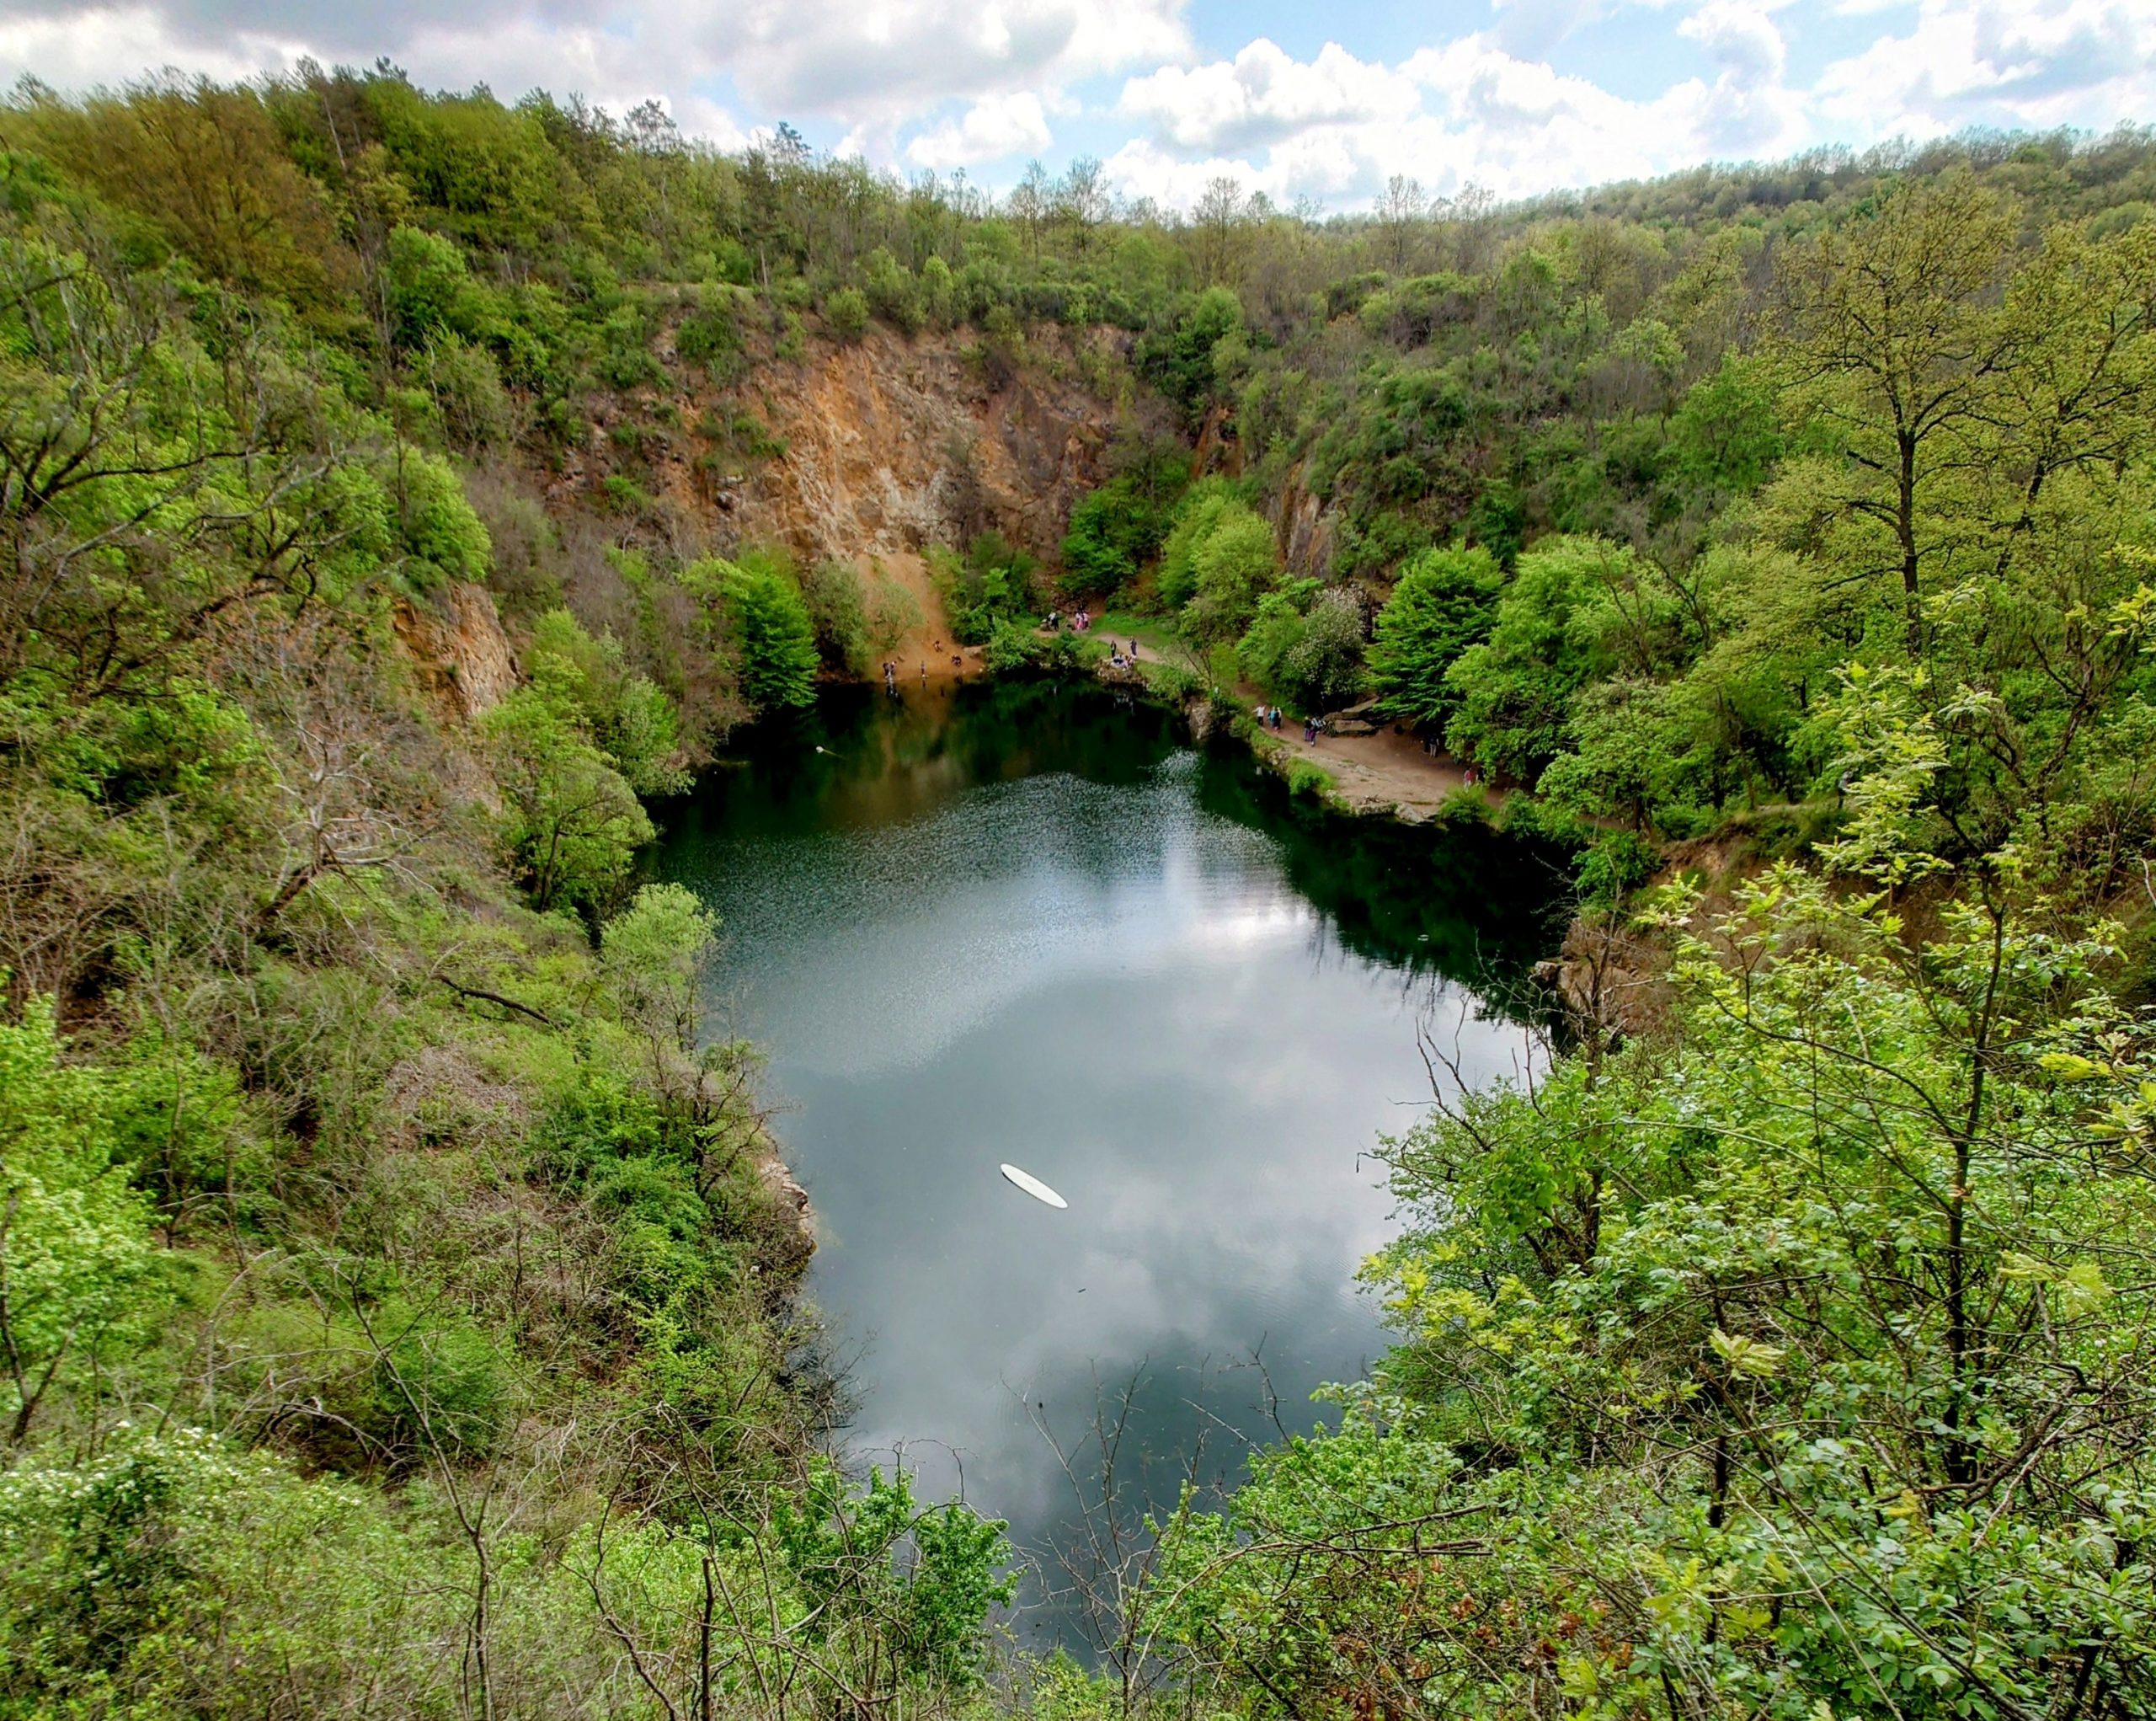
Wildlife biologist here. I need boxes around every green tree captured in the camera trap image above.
[798,559,873,674]
[717,559,819,710]
[526,608,688,794]
[1238,583,1366,712]
[1183,504,1278,643]
[1443,536,1627,779]
[0,1001,163,1445]
[1366,545,1505,730]
[1155,478,1244,612]
[1767,173,2019,652]
[480,687,654,911]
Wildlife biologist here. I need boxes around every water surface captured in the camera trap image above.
[655,680,1565,1645]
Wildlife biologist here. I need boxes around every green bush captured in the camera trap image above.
[675,291,746,382]
[1367,545,1505,730]
[1286,758,1336,799]
[861,249,923,335]
[717,557,820,710]
[825,286,870,341]
[984,619,1043,672]
[1574,828,1662,904]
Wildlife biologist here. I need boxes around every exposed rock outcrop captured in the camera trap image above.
[392,582,520,725]
[1273,467,1337,577]
[609,324,1166,572]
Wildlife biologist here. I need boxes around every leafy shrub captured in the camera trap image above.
[1367,545,1505,729]
[675,291,746,382]
[1444,536,1631,780]
[1574,828,1662,904]
[718,557,820,710]
[825,286,870,341]
[984,619,1043,672]
[1137,285,1243,420]
[1286,758,1336,799]
[861,249,923,335]
[595,302,664,389]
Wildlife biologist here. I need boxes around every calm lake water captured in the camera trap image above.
[654,679,1566,1649]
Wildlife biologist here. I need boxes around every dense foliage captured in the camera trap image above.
[1150,862,2156,1718]
[6,60,2156,1720]
[0,105,1014,1718]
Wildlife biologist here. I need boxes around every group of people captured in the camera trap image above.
[1252,703,1297,734]
[1046,608,1095,633]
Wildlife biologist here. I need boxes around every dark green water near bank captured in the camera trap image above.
[654,678,1567,1649]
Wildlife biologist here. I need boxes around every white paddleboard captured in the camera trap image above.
[999,1163,1068,1209]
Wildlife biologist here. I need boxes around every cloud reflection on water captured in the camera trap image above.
[658,685,1550,1643]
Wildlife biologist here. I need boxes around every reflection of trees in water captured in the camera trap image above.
[1187,746,1570,1011]
[663,677,1570,1018]
[1011,1350,1315,1680]
[660,680,1182,840]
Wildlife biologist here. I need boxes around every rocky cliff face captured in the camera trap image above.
[392,582,520,725]
[739,329,1141,563]
[1272,468,1337,579]
[587,323,1168,572]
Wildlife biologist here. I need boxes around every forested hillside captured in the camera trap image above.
[4,61,2156,1718]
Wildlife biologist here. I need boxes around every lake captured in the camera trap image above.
[654,678,1566,1652]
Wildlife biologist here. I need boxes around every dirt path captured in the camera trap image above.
[1082,612,1481,820]
[862,550,986,680]
[1249,719,1479,820]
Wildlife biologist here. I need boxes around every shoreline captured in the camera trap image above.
[1082,651,1486,825]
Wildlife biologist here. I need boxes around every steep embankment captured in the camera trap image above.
[391,580,521,724]
[563,322,1169,660]
[731,327,1148,563]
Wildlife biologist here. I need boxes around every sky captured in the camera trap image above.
[0,0,2150,211]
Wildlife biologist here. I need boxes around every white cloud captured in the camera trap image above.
[0,0,2150,209]
[905,92,1053,168]
[1814,0,2156,138]
[0,4,308,88]
[0,0,1190,152]
[1107,23,1815,211]
[1678,0,1789,83]
[1118,40,1420,154]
